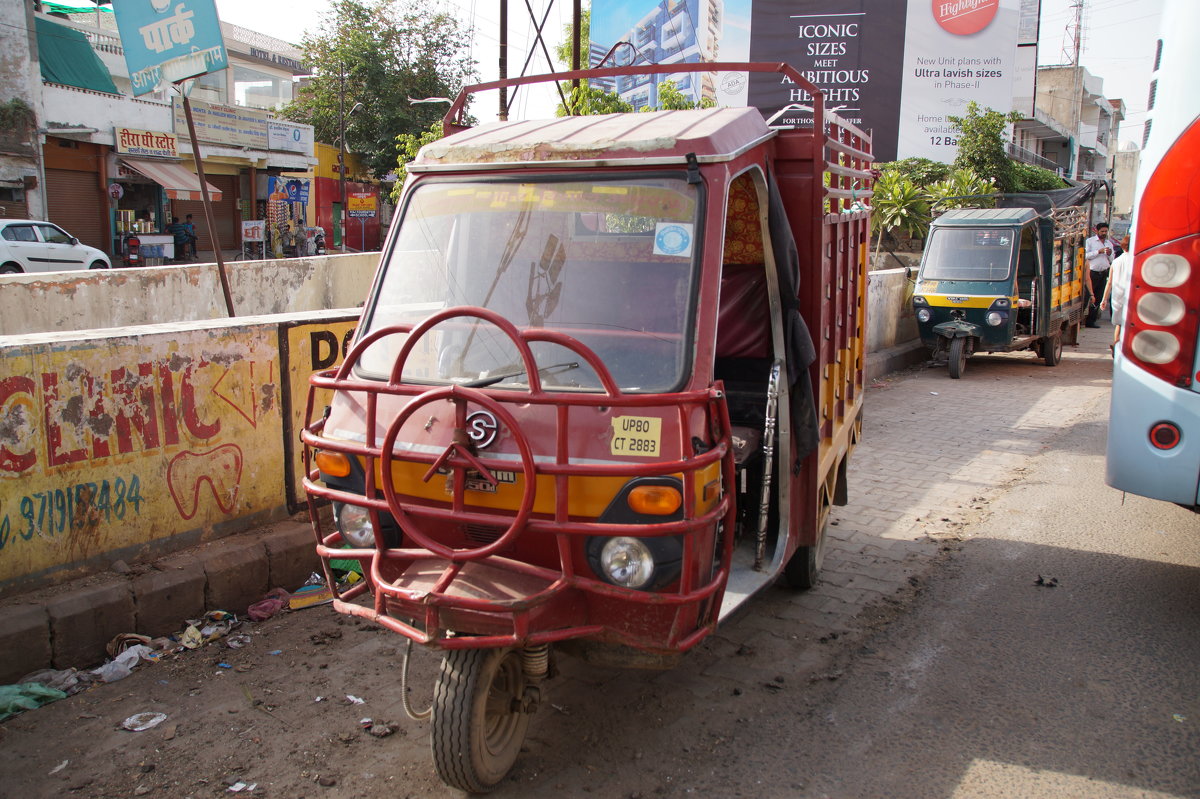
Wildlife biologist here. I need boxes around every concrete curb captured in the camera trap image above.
[865,340,928,383]
[0,520,321,683]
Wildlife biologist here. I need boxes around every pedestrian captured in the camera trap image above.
[281,222,296,257]
[1101,244,1133,355]
[1083,222,1115,328]
[183,214,198,259]
[166,216,189,262]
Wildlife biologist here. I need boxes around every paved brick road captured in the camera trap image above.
[690,331,1114,676]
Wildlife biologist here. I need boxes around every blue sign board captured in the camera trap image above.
[268,177,311,205]
[113,0,228,97]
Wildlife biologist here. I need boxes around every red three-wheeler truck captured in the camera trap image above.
[302,62,873,791]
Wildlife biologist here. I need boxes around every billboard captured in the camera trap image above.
[590,0,1029,162]
[113,0,229,97]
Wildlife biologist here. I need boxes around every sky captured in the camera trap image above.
[212,0,1165,142]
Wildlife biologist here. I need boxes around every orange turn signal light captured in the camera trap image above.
[627,485,682,516]
[315,450,352,478]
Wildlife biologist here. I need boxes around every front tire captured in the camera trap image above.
[89,260,109,270]
[948,337,968,379]
[432,647,530,793]
[0,263,21,274]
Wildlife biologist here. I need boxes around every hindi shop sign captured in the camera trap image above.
[115,128,180,159]
[347,193,377,218]
[113,0,229,98]
[268,121,314,155]
[172,98,269,149]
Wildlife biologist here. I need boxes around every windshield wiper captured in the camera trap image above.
[462,361,580,388]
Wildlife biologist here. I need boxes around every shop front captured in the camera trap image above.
[110,128,224,264]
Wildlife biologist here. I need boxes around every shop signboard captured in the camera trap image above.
[241,220,265,243]
[113,0,228,98]
[172,98,269,149]
[589,0,1030,162]
[114,128,180,159]
[268,121,315,155]
[347,193,377,218]
[268,177,311,204]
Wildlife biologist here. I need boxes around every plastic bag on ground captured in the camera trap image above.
[0,683,68,721]
[18,668,91,696]
[91,644,156,683]
[247,588,291,621]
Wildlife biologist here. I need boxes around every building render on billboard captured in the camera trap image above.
[596,0,724,109]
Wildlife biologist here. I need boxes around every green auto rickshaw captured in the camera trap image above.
[912,189,1098,378]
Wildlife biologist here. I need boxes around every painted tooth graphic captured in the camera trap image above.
[167,444,244,520]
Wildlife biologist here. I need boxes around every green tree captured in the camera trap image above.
[392,120,444,199]
[947,101,1022,193]
[926,168,996,211]
[281,0,475,178]
[870,169,930,266]
[874,157,952,187]
[1011,161,1068,191]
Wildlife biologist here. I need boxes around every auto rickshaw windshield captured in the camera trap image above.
[357,176,701,393]
[921,227,1015,281]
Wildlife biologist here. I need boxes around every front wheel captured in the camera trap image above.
[948,337,968,379]
[0,263,21,274]
[432,647,531,793]
[89,260,109,270]
[1041,333,1063,366]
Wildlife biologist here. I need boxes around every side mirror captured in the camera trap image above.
[905,265,915,281]
[69,237,79,246]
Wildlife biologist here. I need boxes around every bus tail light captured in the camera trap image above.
[1125,117,1200,386]
[1149,422,1181,450]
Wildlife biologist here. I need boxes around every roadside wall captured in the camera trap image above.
[0,309,359,597]
[0,253,378,336]
[866,266,918,352]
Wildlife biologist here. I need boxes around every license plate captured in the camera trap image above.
[445,469,517,494]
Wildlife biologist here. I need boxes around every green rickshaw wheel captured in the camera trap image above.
[948,337,968,379]
[1042,333,1063,367]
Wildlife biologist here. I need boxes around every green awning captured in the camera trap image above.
[36,17,119,95]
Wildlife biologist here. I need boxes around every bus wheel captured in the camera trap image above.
[1041,334,1063,366]
[432,647,530,793]
[948,337,968,379]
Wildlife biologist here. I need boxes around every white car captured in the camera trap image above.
[0,219,111,273]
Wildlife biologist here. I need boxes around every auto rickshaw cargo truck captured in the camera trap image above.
[301,62,873,792]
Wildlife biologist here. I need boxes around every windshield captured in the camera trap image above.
[358,176,701,392]
[921,227,1015,281]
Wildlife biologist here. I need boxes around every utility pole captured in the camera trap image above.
[572,0,582,91]
[338,65,346,251]
[499,0,508,120]
[1068,0,1085,180]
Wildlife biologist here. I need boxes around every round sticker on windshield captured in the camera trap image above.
[654,222,694,257]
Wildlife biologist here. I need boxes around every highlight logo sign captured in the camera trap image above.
[933,0,999,35]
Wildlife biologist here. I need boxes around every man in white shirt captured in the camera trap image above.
[1084,222,1115,328]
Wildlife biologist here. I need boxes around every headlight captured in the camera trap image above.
[599,536,655,589]
[986,311,1005,326]
[916,308,932,323]
[334,502,375,547]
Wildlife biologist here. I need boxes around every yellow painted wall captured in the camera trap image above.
[282,317,360,507]
[314,142,368,181]
[0,315,366,590]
